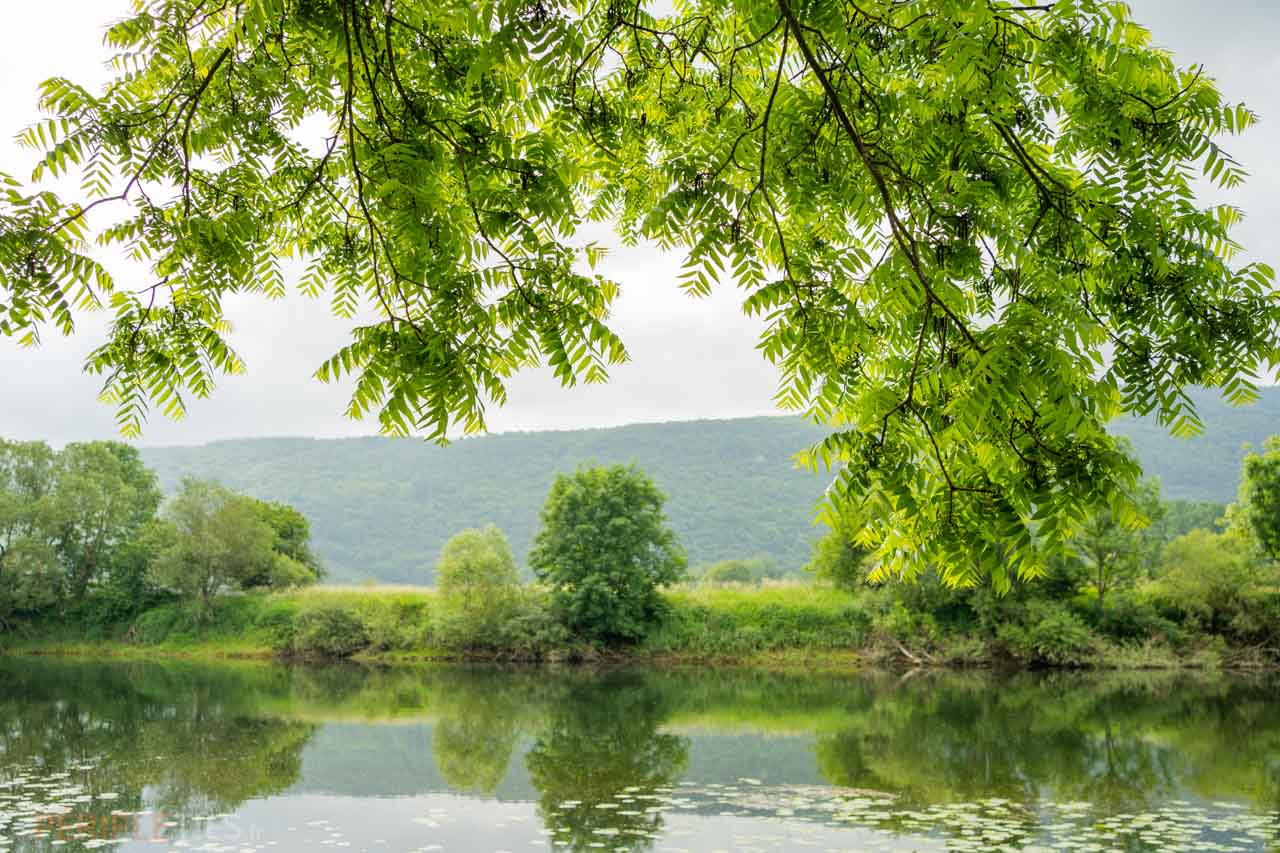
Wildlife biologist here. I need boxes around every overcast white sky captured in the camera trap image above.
[1,1,1276,446]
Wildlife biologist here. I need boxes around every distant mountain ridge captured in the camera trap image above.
[1108,385,1280,502]
[140,387,1279,584]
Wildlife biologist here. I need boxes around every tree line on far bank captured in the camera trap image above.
[0,439,321,628]
[0,442,686,650]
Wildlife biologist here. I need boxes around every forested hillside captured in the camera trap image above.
[141,418,830,584]
[1109,386,1280,502]
[140,387,1278,584]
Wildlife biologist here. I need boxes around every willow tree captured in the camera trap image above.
[2,0,1276,585]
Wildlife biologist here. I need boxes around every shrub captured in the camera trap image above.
[131,603,185,645]
[1226,590,1280,647]
[530,464,686,644]
[256,600,300,653]
[805,511,869,592]
[698,556,785,586]
[361,604,426,653]
[873,600,940,648]
[1152,529,1266,634]
[432,587,568,658]
[998,601,1093,666]
[937,634,991,666]
[436,525,519,601]
[1091,589,1180,644]
[290,605,369,658]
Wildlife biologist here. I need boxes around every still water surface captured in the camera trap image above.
[0,658,1277,852]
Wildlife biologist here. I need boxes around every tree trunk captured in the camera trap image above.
[1096,557,1108,620]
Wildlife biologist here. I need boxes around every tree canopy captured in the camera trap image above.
[1069,475,1163,615]
[3,0,1276,585]
[530,463,685,643]
[1239,437,1280,562]
[52,441,162,597]
[436,523,520,597]
[148,477,311,610]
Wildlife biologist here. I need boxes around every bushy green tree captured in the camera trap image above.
[1154,529,1264,634]
[698,555,784,586]
[1239,436,1280,561]
[4,0,1275,583]
[148,479,277,613]
[84,519,173,625]
[433,524,523,647]
[807,512,869,592]
[51,441,162,598]
[0,538,60,627]
[0,441,60,625]
[530,464,685,643]
[436,524,519,602]
[240,499,323,589]
[1070,479,1165,617]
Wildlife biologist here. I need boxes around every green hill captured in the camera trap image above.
[141,417,831,584]
[1109,385,1280,502]
[139,387,1278,584]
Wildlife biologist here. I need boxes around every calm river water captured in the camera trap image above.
[0,658,1277,852]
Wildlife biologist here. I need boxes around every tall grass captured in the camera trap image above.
[642,583,872,658]
[5,583,879,664]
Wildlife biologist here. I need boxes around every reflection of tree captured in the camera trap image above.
[526,673,688,852]
[431,675,523,794]
[810,672,1280,817]
[0,657,315,841]
[5,653,1280,853]
[141,716,315,819]
[428,665,553,794]
[433,716,518,793]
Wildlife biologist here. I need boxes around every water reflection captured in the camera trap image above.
[0,659,1278,851]
[527,672,687,850]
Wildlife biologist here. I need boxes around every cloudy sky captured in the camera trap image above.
[1,1,1276,447]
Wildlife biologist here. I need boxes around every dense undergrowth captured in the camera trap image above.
[3,580,1274,670]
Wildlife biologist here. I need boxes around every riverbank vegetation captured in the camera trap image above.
[3,439,1279,670]
[0,439,322,631]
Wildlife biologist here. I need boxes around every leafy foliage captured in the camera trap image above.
[245,499,325,585]
[530,464,686,643]
[806,509,870,592]
[1152,528,1268,634]
[0,440,321,628]
[2,0,1275,581]
[436,524,519,598]
[290,604,370,658]
[697,555,785,586]
[0,439,163,620]
[0,440,61,623]
[148,479,282,611]
[432,523,557,655]
[996,600,1095,667]
[1239,436,1280,562]
[431,586,571,658]
[52,441,162,597]
[1069,477,1164,615]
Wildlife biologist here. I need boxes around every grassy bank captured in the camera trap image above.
[0,584,876,666]
[1,582,1269,670]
